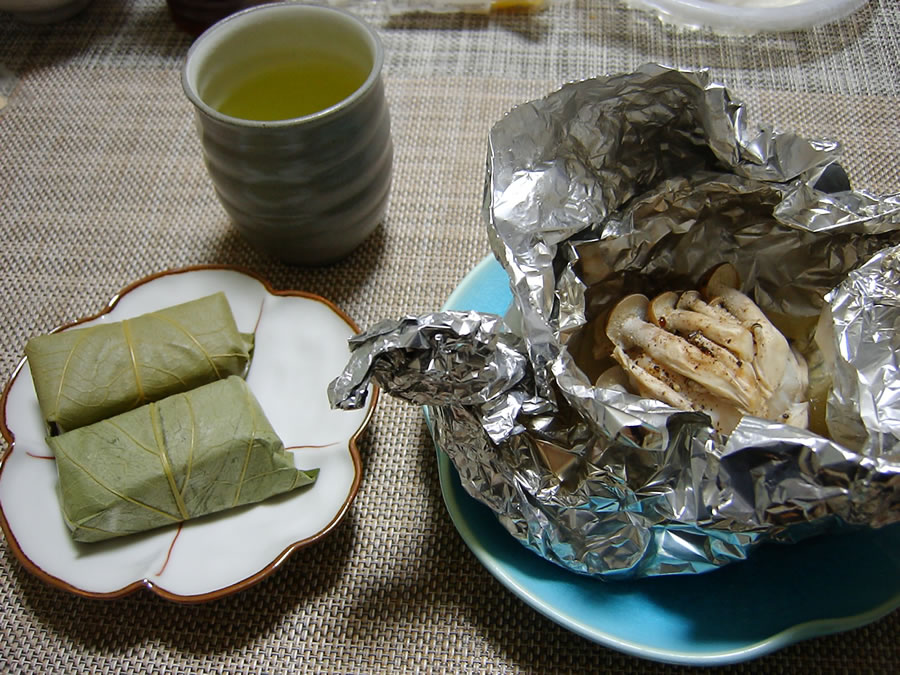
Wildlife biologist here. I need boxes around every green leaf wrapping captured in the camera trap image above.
[25,293,254,433]
[48,376,317,543]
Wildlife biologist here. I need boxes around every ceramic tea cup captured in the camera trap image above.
[182,2,393,265]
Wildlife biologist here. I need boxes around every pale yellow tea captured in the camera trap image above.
[215,58,369,121]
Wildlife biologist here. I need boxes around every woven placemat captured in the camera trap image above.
[1,0,897,671]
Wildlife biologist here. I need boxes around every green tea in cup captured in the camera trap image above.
[182,3,393,265]
[209,55,369,121]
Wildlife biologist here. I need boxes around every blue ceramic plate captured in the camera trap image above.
[433,255,900,665]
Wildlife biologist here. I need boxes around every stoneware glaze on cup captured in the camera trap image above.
[182,3,393,265]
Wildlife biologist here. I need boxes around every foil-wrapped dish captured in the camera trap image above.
[330,64,900,579]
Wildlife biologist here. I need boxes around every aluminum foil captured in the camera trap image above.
[330,64,900,578]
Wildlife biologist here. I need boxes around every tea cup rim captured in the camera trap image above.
[181,2,385,128]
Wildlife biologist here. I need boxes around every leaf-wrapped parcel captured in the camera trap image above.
[48,376,317,542]
[25,292,254,433]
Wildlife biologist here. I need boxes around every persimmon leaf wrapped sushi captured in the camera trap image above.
[48,376,317,542]
[25,292,254,433]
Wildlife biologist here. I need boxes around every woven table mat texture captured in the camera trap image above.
[1,0,898,672]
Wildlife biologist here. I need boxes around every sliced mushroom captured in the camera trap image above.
[601,265,809,434]
[703,263,790,397]
[626,351,744,434]
[676,290,739,328]
[656,291,755,362]
[607,294,764,414]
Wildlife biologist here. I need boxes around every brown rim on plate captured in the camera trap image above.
[0,264,378,603]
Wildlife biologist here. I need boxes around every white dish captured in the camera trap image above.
[0,266,376,601]
[626,0,867,33]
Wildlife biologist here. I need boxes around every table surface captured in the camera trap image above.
[1,0,898,672]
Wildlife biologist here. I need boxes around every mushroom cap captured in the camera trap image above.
[703,262,741,295]
[647,291,679,327]
[606,294,650,347]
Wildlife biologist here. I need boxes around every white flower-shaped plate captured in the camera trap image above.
[0,266,376,602]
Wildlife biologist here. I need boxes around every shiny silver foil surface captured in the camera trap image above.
[330,65,900,578]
